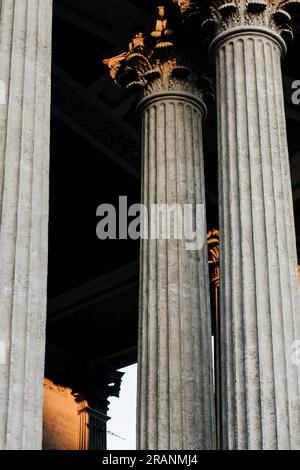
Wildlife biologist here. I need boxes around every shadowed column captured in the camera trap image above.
[176,0,300,449]
[105,5,215,450]
[0,0,53,450]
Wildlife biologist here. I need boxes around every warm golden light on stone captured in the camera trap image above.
[103,5,209,98]
[43,379,82,450]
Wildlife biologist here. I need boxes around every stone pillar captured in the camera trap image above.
[183,0,300,449]
[73,367,123,450]
[77,397,110,450]
[0,0,52,450]
[43,364,123,450]
[137,90,214,451]
[104,5,215,450]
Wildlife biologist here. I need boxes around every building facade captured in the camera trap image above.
[0,0,299,450]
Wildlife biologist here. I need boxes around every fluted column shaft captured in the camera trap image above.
[0,0,52,449]
[214,29,300,449]
[103,4,215,450]
[137,92,215,450]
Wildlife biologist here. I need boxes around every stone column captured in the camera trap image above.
[74,368,123,450]
[105,6,215,450]
[137,90,215,451]
[0,0,52,450]
[78,398,111,450]
[182,0,300,449]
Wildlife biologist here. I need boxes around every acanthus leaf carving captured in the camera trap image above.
[172,0,300,43]
[104,5,211,99]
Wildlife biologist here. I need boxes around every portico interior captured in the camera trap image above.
[44,0,300,450]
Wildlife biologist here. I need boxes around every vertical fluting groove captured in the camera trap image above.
[166,102,175,447]
[193,106,204,446]
[181,102,188,447]
[24,0,42,442]
[240,36,254,448]
[276,45,300,330]
[190,106,202,447]
[0,0,18,447]
[0,0,15,216]
[273,43,300,446]
[225,37,234,444]
[5,0,31,448]
[262,38,278,449]
[270,42,300,448]
[157,101,170,449]
[153,104,159,450]
[21,0,50,449]
[234,41,249,449]
[192,104,203,447]
[225,40,237,445]
[197,106,214,448]
[268,40,291,448]
[142,107,150,449]
[244,37,263,449]
[268,40,290,448]
[22,0,44,448]
[216,31,300,450]
[173,101,184,448]
[194,103,214,448]
[181,102,192,448]
[147,104,158,449]
[166,101,181,449]
[142,106,150,450]
[137,94,214,449]
[264,39,289,449]
[218,45,225,447]
[183,104,193,447]
[0,0,52,449]
[217,45,230,449]
[15,0,40,447]
[165,101,170,450]
[186,102,196,448]
[137,106,149,448]
[184,104,198,449]
[229,39,247,449]
[141,107,149,448]
[253,37,277,450]
[29,0,51,447]
[195,107,206,447]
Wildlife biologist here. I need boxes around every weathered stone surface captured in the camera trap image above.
[43,380,81,450]
[0,0,52,450]
[136,90,215,450]
[214,27,300,449]
[105,5,216,450]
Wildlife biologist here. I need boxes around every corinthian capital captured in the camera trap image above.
[173,1,300,43]
[104,5,211,98]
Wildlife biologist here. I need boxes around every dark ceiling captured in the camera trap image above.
[45,0,300,386]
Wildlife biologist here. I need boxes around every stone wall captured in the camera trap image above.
[42,379,80,450]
